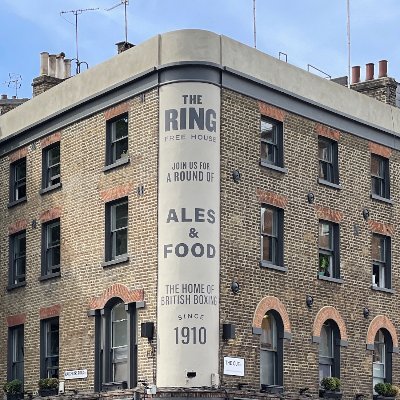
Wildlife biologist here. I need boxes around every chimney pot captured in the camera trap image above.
[40,52,49,75]
[48,55,57,77]
[366,63,374,80]
[352,66,361,84]
[64,59,72,79]
[378,60,388,78]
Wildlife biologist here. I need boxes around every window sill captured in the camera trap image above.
[40,182,62,195]
[101,255,130,268]
[259,160,287,174]
[6,282,26,291]
[38,271,61,281]
[370,193,393,205]
[103,157,130,172]
[8,197,27,208]
[371,285,394,294]
[317,275,343,284]
[260,261,287,272]
[318,178,342,190]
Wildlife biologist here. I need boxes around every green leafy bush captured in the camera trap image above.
[374,383,399,397]
[3,380,23,394]
[321,377,341,391]
[38,378,59,390]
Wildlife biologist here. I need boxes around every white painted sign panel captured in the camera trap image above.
[223,357,245,376]
[157,82,220,387]
[63,369,87,379]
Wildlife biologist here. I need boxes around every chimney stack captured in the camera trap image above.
[0,94,29,115]
[32,52,71,97]
[350,60,398,107]
[116,41,135,54]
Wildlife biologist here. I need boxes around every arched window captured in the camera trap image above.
[260,311,283,387]
[319,320,340,382]
[111,302,128,382]
[94,298,137,391]
[373,329,393,391]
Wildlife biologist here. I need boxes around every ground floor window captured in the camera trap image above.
[373,329,392,392]
[8,325,24,383]
[260,311,283,388]
[94,298,137,391]
[40,318,59,378]
[319,320,340,382]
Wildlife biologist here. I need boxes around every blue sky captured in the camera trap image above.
[1,0,399,99]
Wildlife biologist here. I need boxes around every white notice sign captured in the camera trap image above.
[223,357,245,376]
[64,369,87,380]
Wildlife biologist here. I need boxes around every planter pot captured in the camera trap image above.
[260,384,284,394]
[102,381,128,392]
[6,394,23,400]
[38,389,58,397]
[320,390,343,399]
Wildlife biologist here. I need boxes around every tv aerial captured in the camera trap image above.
[60,7,99,74]
[3,73,22,98]
[106,0,130,44]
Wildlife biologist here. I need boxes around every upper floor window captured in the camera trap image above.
[42,143,61,190]
[42,220,60,277]
[106,115,128,166]
[318,221,340,279]
[371,154,390,200]
[319,321,340,382]
[10,158,27,204]
[40,318,59,378]
[105,199,128,262]
[9,231,26,287]
[260,205,284,268]
[318,137,339,185]
[260,118,284,169]
[372,234,391,289]
[8,325,24,384]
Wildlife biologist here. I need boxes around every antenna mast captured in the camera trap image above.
[253,0,257,48]
[60,8,99,73]
[4,73,22,98]
[106,0,130,44]
[347,0,351,88]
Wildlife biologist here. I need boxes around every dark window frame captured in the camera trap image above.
[373,329,393,392]
[319,320,341,382]
[9,230,26,287]
[372,234,391,290]
[260,205,284,269]
[40,317,59,379]
[9,158,27,204]
[41,219,61,277]
[105,198,128,263]
[318,221,340,279]
[260,117,284,169]
[106,114,129,167]
[318,136,339,185]
[42,143,61,191]
[7,324,24,384]
[94,298,137,391]
[260,310,284,389]
[371,154,390,200]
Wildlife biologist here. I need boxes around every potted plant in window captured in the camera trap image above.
[38,378,59,397]
[320,377,342,399]
[319,255,330,277]
[374,383,399,400]
[3,379,23,400]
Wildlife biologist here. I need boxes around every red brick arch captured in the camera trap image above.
[252,296,291,334]
[312,306,347,340]
[89,284,144,310]
[366,315,398,348]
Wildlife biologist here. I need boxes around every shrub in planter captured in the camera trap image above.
[320,377,342,399]
[3,379,23,400]
[374,383,399,399]
[38,378,59,396]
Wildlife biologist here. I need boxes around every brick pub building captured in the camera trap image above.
[1,30,400,400]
